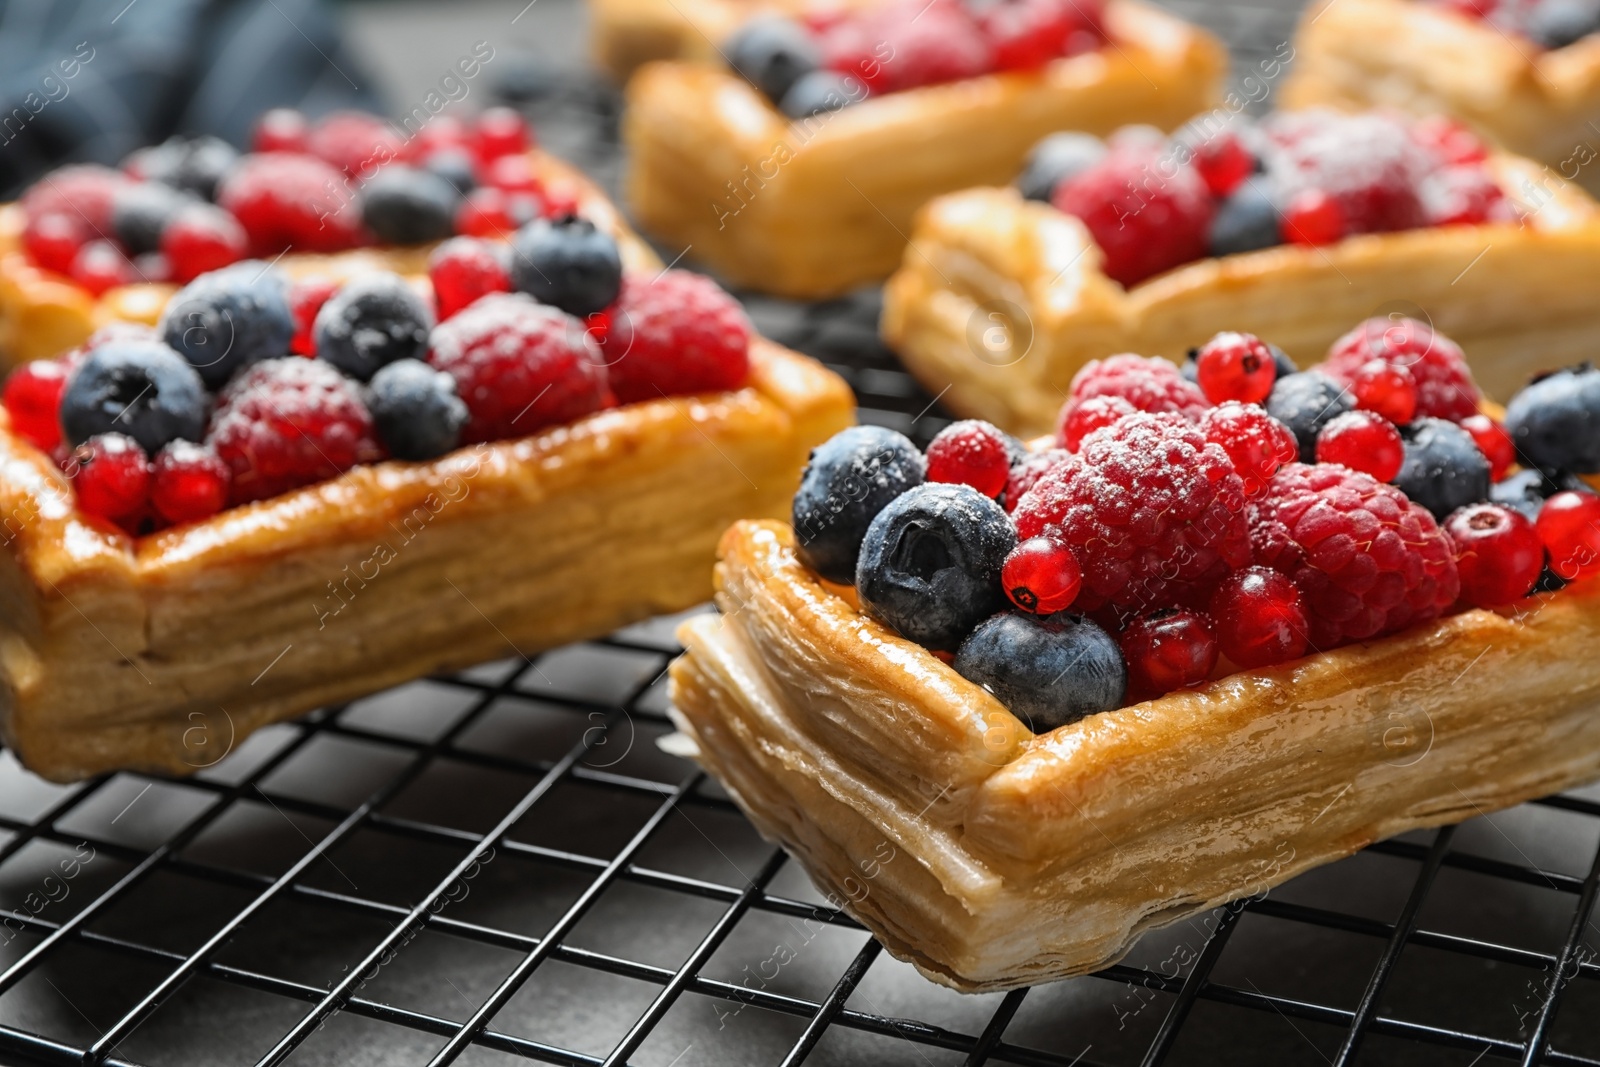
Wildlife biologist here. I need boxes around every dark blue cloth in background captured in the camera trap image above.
[0,0,383,197]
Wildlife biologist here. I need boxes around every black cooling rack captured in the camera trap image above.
[3,0,1600,1063]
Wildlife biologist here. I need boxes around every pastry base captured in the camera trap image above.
[1283,0,1600,198]
[668,521,1600,991]
[0,344,853,783]
[880,156,1600,437]
[0,151,651,367]
[622,0,1224,299]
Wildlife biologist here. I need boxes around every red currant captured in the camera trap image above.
[161,204,248,283]
[405,115,470,161]
[1445,503,1542,607]
[3,359,73,451]
[73,433,150,521]
[21,212,87,274]
[288,275,339,356]
[151,440,231,525]
[1537,491,1600,582]
[1195,330,1277,404]
[428,237,510,320]
[1002,535,1082,613]
[1119,608,1218,697]
[1284,188,1344,245]
[1460,414,1514,482]
[1349,358,1417,425]
[474,107,533,164]
[69,240,138,297]
[540,184,581,219]
[484,153,542,197]
[1198,402,1298,494]
[455,186,518,238]
[978,0,1074,71]
[1413,115,1488,166]
[1208,566,1310,667]
[926,420,1012,497]
[1191,130,1255,198]
[252,108,311,153]
[1315,410,1404,482]
[1058,394,1134,451]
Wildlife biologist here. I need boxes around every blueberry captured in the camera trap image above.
[128,135,240,201]
[1208,177,1281,257]
[779,70,861,119]
[1268,343,1298,379]
[509,215,623,318]
[360,165,461,246]
[368,358,467,461]
[314,273,434,382]
[726,15,821,105]
[793,425,926,583]
[1265,370,1352,462]
[1016,132,1108,203]
[1528,0,1600,48]
[159,261,294,388]
[1487,467,1589,520]
[113,182,194,256]
[1394,417,1491,520]
[954,612,1126,732]
[421,149,478,195]
[1504,364,1600,474]
[855,483,1015,651]
[59,339,207,455]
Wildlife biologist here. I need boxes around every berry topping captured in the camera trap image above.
[368,358,468,461]
[851,0,993,92]
[979,0,1096,72]
[1207,566,1310,668]
[112,182,192,257]
[1488,468,1589,521]
[1208,179,1280,257]
[22,164,128,234]
[1014,412,1252,613]
[429,237,511,320]
[124,135,238,201]
[313,273,435,382]
[160,203,249,283]
[1265,370,1355,462]
[778,70,863,119]
[484,153,544,198]
[456,186,520,239]
[73,433,151,522]
[158,262,295,389]
[1017,132,1107,203]
[22,213,88,275]
[1002,535,1082,613]
[1194,330,1277,405]
[605,270,752,404]
[1421,165,1507,226]
[217,153,363,255]
[1315,410,1404,482]
[1413,116,1488,166]
[1460,414,1515,481]
[308,111,403,179]
[1059,354,1209,437]
[473,107,533,164]
[1445,503,1544,607]
[151,440,231,526]
[1058,395,1136,452]
[1323,316,1479,422]
[1536,491,1600,581]
[792,424,927,584]
[1198,402,1299,494]
[1269,111,1429,234]
[427,292,613,443]
[509,215,623,318]
[252,108,310,154]
[1394,417,1491,520]
[953,612,1125,732]
[1349,358,1418,424]
[3,359,73,452]
[422,148,480,196]
[1119,608,1219,697]
[1283,188,1344,245]
[58,339,208,456]
[1504,364,1600,474]
[207,357,382,504]
[926,420,1012,498]
[1003,447,1070,511]
[1528,0,1600,48]
[727,15,822,103]
[1248,463,1459,649]
[289,276,339,357]
[70,241,139,296]
[360,165,462,246]
[856,483,1015,650]
[1189,128,1256,198]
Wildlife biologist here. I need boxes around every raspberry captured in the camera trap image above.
[1002,535,1082,613]
[474,107,534,164]
[1283,188,1344,245]
[1445,503,1543,607]
[1057,394,1135,451]
[1014,413,1252,613]
[1195,331,1277,404]
[1199,402,1298,495]
[1421,164,1507,226]
[978,0,1096,71]
[1461,414,1514,481]
[428,237,510,320]
[1058,354,1209,445]
[455,186,521,238]
[22,164,129,234]
[1268,111,1428,234]
[3,358,73,451]
[1248,463,1459,649]
[309,111,403,178]
[151,439,231,525]
[1119,608,1218,697]
[428,292,614,442]
[1323,316,1480,422]
[1208,566,1310,667]
[161,204,249,283]
[21,212,88,274]
[208,358,382,504]
[70,241,138,297]
[1004,447,1069,511]
[927,420,1011,498]
[1053,140,1214,287]
[73,433,150,521]
[218,153,364,255]
[288,276,339,357]
[1412,115,1489,166]
[252,108,310,153]
[1316,410,1404,482]
[1349,358,1417,424]
[605,270,751,404]
[1536,491,1600,582]
[836,0,993,92]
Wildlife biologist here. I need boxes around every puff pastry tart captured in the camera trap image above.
[591,0,878,80]
[669,335,1600,990]
[622,0,1225,298]
[881,109,1600,438]
[1283,0,1600,197]
[0,156,853,783]
[0,107,615,367]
